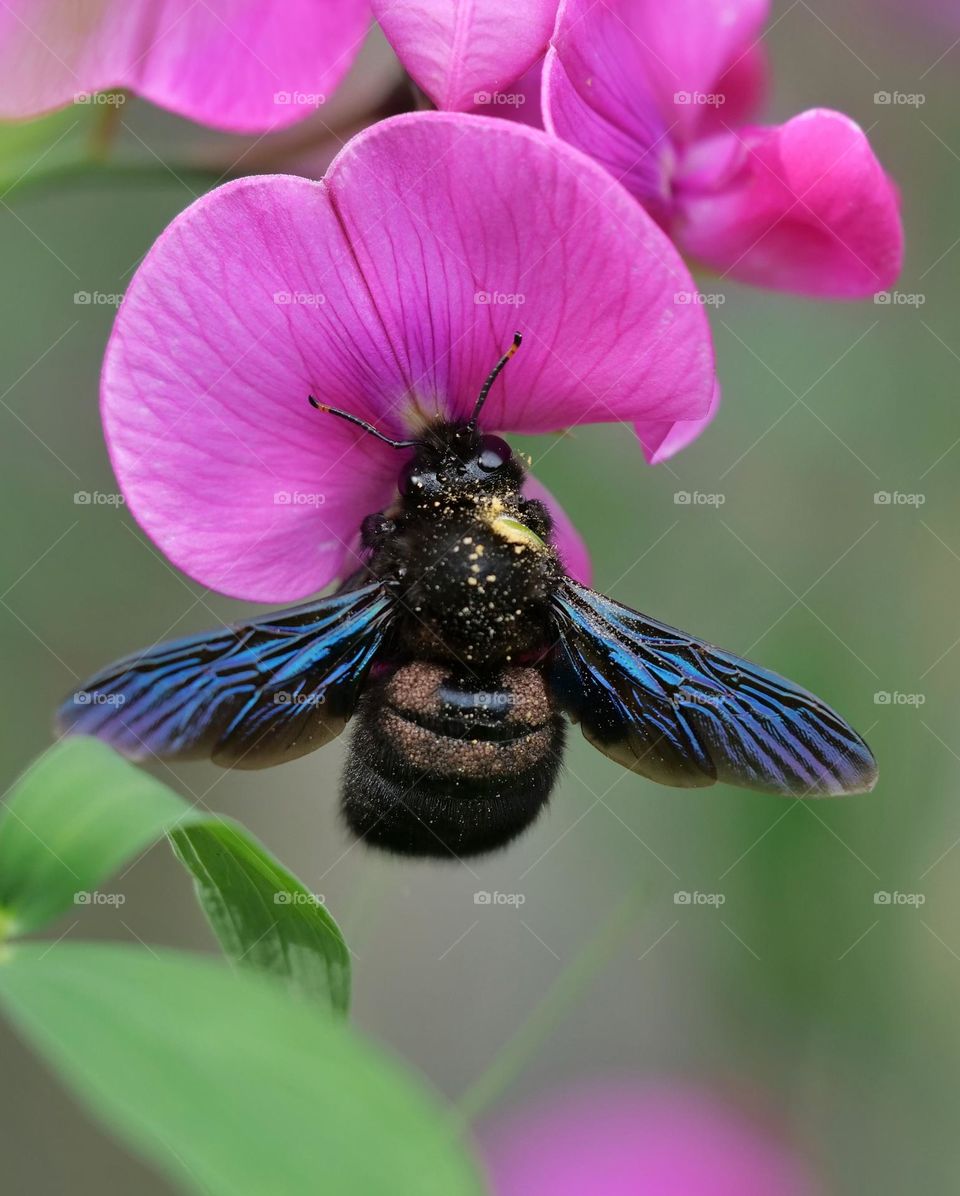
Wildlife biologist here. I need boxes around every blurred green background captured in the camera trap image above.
[0,3,957,1192]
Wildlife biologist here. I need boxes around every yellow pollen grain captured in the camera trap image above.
[490,514,545,550]
[486,574,496,582]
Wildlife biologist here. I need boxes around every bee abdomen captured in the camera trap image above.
[381,707,554,776]
[383,662,553,771]
[340,662,564,857]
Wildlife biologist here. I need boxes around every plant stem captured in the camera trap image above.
[87,94,125,162]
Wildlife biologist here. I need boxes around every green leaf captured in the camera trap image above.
[0,944,483,1196]
[169,821,350,1014]
[0,738,194,935]
[0,107,100,194]
[0,740,350,1010]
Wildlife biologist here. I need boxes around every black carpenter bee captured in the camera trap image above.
[60,334,877,858]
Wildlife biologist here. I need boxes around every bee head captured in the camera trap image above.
[308,333,526,504]
[397,426,525,502]
[395,331,528,501]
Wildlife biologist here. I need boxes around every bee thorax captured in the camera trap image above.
[399,517,554,665]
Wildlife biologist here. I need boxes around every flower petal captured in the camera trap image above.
[103,113,715,601]
[705,42,769,131]
[482,1080,816,1196]
[321,113,716,437]
[636,380,721,463]
[543,4,671,212]
[621,0,769,139]
[471,60,545,129]
[101,173,411,602]
[0,0,370,132]
[372,0,556,112]
[522,473,591,585]
[676,110,904,296]
[543,0,770,207]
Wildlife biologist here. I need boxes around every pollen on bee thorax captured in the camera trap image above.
[474,495,539,551]
[488,513,546,553]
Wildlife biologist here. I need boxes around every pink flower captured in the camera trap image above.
[101,112,716,602]
[0,0,370,133]
[371,0,558,113]
[482,1080,818,1196]
[543,0,904,297]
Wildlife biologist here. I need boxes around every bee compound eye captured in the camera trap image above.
[477,435,512,472]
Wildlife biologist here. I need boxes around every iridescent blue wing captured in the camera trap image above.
[548,579,877,795]
[58,581,395,769]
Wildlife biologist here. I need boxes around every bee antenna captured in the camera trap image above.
[307,396,420,449]
[468,332,522,429]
